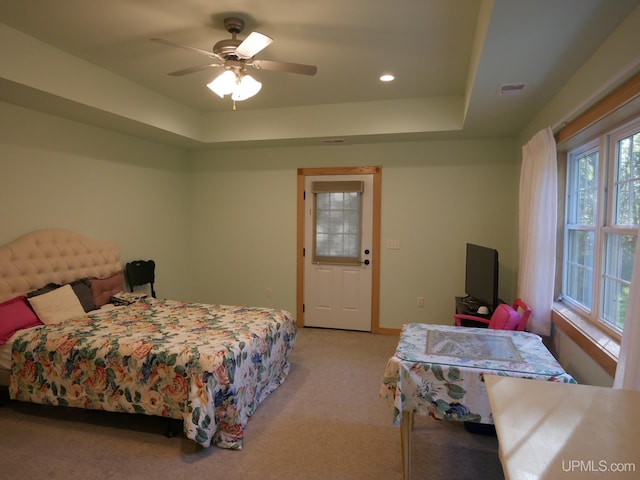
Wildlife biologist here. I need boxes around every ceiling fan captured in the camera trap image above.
[151,17,317,107]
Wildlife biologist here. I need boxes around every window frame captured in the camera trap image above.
[563,139,600,317]
[553,72,640,374]
[560,117,640,340]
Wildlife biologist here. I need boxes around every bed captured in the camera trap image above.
[0,229,297,449]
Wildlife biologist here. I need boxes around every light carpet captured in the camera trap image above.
[0,327,504,479]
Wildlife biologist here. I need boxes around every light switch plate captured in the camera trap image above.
[387,239,401,250]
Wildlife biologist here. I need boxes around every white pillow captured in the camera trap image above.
[28,284,87,325]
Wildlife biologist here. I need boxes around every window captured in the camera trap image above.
[311,181,364,265]
[562,119,640,333]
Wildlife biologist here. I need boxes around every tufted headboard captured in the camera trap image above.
[0,230,122,303]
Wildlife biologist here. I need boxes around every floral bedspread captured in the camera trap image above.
[10,297,297,449]
[381,323,576,425]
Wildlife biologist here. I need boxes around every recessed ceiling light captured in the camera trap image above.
[380,74,395,82]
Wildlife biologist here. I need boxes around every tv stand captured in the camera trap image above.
[455,296,491,318]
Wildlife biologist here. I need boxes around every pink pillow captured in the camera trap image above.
[490,304,521,330]
[0,296,43,345]
[89,271,125,306]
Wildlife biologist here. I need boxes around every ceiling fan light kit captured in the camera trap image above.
[152,16,317,109]
[207,70,262,101]
[207,70,236,97]
[231,74,262,101]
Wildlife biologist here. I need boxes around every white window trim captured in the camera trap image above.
[562,118,640,338]
[553,72,640,374]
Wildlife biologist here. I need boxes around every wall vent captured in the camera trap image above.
[321,138,346,145]
[498,83,527,96]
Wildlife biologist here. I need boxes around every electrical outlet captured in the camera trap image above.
[266,288,272,298]
[417,296,424,308]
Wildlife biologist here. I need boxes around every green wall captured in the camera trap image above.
[0,100,519,331]
[0,102,193,302]
[189,138,518,329]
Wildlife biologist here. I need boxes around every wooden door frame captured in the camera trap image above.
[297,166,383,333]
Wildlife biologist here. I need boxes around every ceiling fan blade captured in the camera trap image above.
[251,59,317,76]
[235,32,273,59]
[167,63,223,76]
[150,37,217,59]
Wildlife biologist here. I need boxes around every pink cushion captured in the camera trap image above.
[489,304,521,330]
[89,271,125,306]
[0,296,43,345]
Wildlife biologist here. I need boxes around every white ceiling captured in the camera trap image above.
[1,0,639,148]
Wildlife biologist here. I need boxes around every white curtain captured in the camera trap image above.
[518,127,557,336]
[614,236,640,390]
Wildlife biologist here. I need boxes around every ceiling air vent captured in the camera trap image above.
[498,83,527,96]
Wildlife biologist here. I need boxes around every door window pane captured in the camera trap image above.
[312,182,363,265]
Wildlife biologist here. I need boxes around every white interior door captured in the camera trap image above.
[303,174,373,331]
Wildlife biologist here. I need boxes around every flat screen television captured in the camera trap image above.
[464,243,499,309]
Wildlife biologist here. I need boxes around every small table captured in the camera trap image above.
[455,296,491,318]
[486,375,640,479]
[381,323,575,480]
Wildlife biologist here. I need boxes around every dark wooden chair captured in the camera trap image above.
[125,260,156,298]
